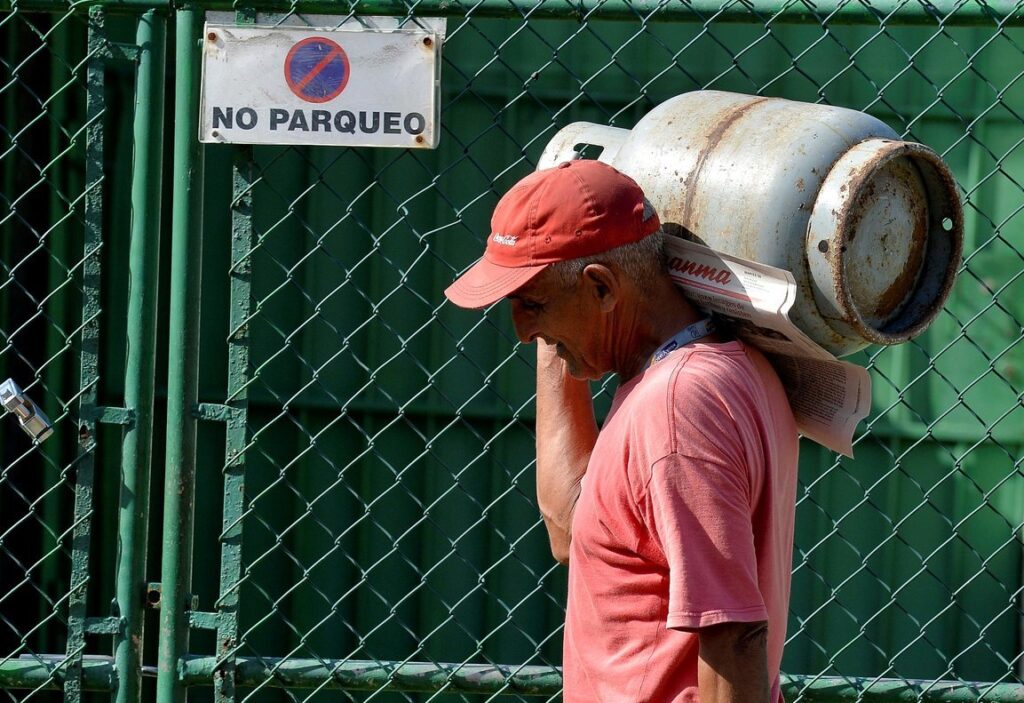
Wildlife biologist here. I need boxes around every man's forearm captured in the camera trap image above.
[535,341,598,564]
[697,621,772,703]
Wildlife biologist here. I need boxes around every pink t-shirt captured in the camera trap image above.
[563,340,799,703]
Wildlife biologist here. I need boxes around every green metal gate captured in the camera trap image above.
[2,1,1024,702]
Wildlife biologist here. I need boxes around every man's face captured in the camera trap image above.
[507,268,607,380]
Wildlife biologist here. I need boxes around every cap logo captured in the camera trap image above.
[492,233,518,247]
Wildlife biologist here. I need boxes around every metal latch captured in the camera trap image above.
[1,378,54,443]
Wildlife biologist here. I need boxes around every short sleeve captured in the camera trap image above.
[648,446,767,630]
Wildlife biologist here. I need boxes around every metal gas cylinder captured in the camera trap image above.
[538,91,963,357]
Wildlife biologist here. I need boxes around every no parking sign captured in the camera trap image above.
[199,15,445,148]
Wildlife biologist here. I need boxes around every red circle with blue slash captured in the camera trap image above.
[284,37,351,104]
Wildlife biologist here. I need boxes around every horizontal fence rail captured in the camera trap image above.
[7,655,1024,702]
[0,0,1023,24]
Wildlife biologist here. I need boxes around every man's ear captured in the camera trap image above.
[581,263,619,313]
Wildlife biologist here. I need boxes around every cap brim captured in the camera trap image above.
[444,258,549,309]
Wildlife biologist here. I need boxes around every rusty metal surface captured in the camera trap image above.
[845,157,929,323]
[677,95,770,232]
[610,91,901,355]
[808,139,963,350]
[540,90,963,356]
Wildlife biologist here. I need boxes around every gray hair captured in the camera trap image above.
[548,229,668,292]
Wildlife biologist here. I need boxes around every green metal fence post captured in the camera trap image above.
[156,8,204,703]
[115,9,166,703]
[63,10,108,703]
[211,143,254,703]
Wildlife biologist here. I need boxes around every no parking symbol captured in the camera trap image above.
[285,37,350,103]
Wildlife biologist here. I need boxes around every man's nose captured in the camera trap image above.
[509,302,538,344]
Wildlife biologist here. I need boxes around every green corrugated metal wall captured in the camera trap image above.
[193,16,1024,690]
[2,11,1022,701]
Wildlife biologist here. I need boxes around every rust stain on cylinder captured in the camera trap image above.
[680,98,769,229]
[832,146,942,343]
[829,161,871,337]
[875,198,927,319]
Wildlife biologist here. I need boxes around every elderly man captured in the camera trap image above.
[445,159,799,703]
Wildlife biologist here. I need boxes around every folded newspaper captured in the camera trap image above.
[665,237,871,457]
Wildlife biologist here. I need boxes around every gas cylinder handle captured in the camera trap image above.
[537,122,629,170]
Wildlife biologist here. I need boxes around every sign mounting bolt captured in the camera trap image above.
[423,36,433,48]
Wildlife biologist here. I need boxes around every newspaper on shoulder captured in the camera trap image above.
[665,236,871,457]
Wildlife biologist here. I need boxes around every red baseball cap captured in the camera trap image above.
[444,159,661,309]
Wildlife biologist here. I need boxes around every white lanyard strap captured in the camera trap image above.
[649,318,715,366]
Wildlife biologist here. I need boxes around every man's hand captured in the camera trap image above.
[697,621,772,703]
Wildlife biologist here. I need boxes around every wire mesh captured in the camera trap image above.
[0,6,102,702]
[184,5,1024,702]
[0,2,1022,703]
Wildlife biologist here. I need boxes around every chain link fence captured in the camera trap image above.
[0,6,107,700]
[2,1,1024,702]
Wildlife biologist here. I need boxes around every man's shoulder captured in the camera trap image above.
[657,339,790,422]
[617,338,789,424]
[613,341,746,423]
[665,339,765,391]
